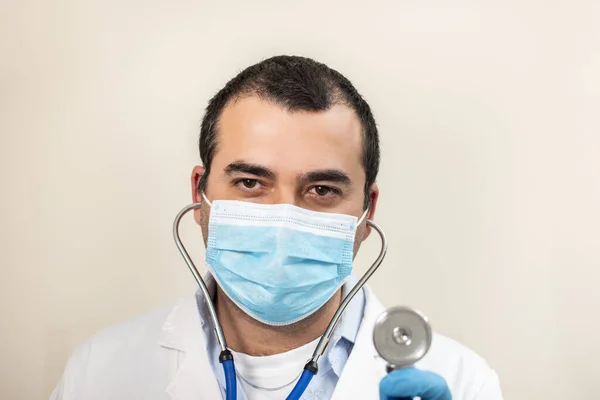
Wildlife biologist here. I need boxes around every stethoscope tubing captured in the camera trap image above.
[173,203,387,400]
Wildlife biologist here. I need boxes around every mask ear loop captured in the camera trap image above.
[358,192,373,225]
[201,192,213,207]
[357,208,369,225]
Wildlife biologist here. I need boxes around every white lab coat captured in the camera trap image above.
[51,286,503,399]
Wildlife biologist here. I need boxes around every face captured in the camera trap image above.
[191,96,379,255]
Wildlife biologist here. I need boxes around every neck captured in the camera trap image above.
[215,286,342,356]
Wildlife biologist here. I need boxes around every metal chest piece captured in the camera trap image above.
[373,306,432,371]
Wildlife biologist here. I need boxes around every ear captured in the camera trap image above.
[191,165,205,225]
[362,183,379,240]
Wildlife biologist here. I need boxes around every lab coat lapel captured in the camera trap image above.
[159,293,222,400]
[331,286,388,400]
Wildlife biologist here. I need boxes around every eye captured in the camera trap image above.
[239,179,259,189]
[309,185,340,197]
[314,185,332,196]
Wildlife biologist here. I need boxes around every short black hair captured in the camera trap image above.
[198,55,379,209]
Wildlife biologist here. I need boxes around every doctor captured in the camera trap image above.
[51,55,503,400]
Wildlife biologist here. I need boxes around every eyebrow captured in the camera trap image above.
[224,161,276,179]
[297,169,352,186]
[224,161,352,187]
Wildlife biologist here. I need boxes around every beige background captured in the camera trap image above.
[1,0,599,399]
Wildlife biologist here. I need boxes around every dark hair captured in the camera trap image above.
[198,55,379,209]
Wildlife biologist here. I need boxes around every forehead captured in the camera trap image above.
[213,96,364,178]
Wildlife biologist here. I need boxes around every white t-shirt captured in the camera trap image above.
[230,337,321,400]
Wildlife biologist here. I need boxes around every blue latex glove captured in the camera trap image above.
[379,367,452,400]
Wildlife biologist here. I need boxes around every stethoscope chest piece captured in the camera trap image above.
[373,306,432,371]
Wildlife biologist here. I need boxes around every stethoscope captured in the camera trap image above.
[373,306,432,372]
[173,202,432,400]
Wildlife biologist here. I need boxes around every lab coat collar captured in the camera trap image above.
[158,274,387,400]
[330,285,387,400]
[158,273,216,351]
[335,274,365,345]
[328,274,365,378]
[158,273,221,400]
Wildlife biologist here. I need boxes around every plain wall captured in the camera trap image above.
[1,0,599,398]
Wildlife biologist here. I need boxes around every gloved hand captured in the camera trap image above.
[379,367,452,400]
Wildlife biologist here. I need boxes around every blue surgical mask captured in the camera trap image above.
[203,193,367,326]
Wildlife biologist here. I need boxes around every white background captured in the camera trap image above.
[1,0,599,398]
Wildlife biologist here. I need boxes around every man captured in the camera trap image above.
[51,55,503,399]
